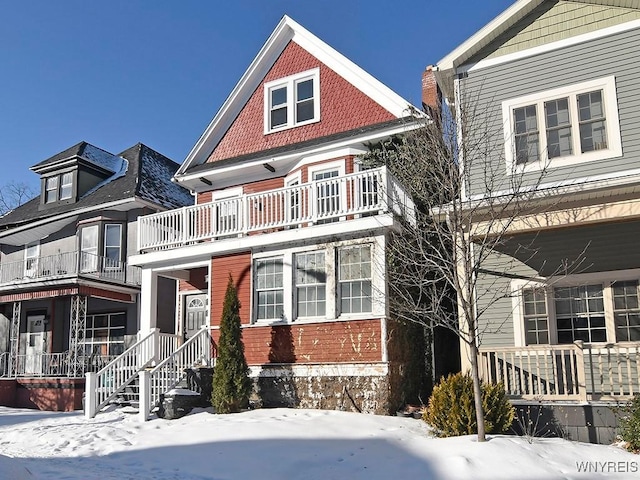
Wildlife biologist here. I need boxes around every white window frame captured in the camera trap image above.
[24,242,40,277]
[44,176,59,204]
[60,172,73,200]
[294,250,327,320]
[284,171,302,224]
[512,270,640,347]
[264,68,320,134]
[211,187,242,235]
[502,76,622,174]
[103,223,123,270]
[338,244,374,315]
[254,256,285,322]
[308,160,346,224]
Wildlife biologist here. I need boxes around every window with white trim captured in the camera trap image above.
[104,224,122,269]
[522,287,549,345]
[43,171,75,205]
[555,285,606,343]
[338,245,372,314]
[24,242,40,277]
[83,312,126,356]
[503,76,622,170]
[295,250,326,318]
[255,257,284,320]
[613,281,640,342]
[264,69,320,133]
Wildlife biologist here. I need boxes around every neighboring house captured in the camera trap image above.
[116,15,429,420]
[430,0,640,442]
[0,142,191,411]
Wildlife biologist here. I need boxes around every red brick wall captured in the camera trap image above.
[211,252,252,327]
[197,191,212,204]
[211,319,382,365]
[207,41,395,163]
[0,379,16,407]
[13,378,84,411]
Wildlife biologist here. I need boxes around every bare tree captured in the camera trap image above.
[0,181,35,216]
[362,90,580,441]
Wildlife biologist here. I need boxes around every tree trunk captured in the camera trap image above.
[469,340,486,442]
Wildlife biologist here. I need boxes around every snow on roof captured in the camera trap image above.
[80,155,129,199]
[137,145,193,209]
[80,144,124,173]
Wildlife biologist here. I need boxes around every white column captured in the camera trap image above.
[138,370,150,422]
[140,268,159,333]
[85,372,97,419]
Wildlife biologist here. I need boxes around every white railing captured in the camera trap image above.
[139,327,213,421]
[0,352,117,378]
[0,251,141,287]
[138,166,414,252]
[85,330,157,418]
[159,333,180,362]
[479,342,640,402]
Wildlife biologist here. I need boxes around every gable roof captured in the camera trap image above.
[176,15,417,179]
[435,0,640,74]
[0,142,191,233]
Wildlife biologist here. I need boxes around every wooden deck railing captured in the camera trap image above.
[137,166,415,252]
[479,342,640,402]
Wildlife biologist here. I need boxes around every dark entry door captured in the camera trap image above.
[184,294,208,340]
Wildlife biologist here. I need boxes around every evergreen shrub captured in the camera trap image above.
[211,275,252,413]
[620,395,640,452]
[423,372,514,437]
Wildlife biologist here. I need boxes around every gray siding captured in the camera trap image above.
[462,26,640,197]
[477,220,640,347]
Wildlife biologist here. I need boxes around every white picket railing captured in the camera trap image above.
[479,342,640,401]
[0,250,141,287]
[0,352,8,377]
[139,327,213,421]
[84,330,180,418]
[138,166,414,252]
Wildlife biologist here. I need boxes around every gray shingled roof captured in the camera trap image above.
[0,142,191,229]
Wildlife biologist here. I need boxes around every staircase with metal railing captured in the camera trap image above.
[84,329,180,418]
[139,327,214,421]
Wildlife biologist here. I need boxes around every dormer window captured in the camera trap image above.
[43,171,75,205]
[264,68,320,133]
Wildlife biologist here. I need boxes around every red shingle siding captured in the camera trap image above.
[207,42,395,163]
[234,319,382,365]
[211,252,252,327]
[243,177,285,194]
[178,267,208,292]
[197,192,212,205]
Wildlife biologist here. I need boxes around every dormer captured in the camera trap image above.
[30,142,118,210]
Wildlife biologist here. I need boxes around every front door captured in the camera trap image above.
[25,313,46,374]
[184,294,208,341]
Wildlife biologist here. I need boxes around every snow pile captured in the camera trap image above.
[0,406,637,479]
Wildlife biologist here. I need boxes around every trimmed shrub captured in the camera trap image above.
[211,275,252,414]
[620,395,640,452]
[423,372,514,437]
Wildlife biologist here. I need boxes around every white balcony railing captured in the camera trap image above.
[0,352,119,378]
[479,342,640,402]
[138,166,415,252]
[0,251,141,287]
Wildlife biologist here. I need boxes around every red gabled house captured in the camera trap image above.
[86,16,427,419]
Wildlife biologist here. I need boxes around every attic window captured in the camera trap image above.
[264,68,320,133]
[43,171,75,205]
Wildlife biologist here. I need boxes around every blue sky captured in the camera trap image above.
[0,1,514,191]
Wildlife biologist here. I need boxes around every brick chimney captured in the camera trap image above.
[422,65,441,116]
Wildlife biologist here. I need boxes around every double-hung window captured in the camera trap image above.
[522,288,549,345]
[255,257,284,321]
[295,251,326,318]
[613,281,640,342]
[338,245,373,314]
[43,171,75,204]
[104,224,122,269]
[264,68,320,133]
[503,76,622,171]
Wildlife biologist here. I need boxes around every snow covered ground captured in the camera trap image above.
[0,406,637,479]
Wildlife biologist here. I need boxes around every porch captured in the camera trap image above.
[0,251,141,288]
[137,166,414,252]
[479,342,640,402]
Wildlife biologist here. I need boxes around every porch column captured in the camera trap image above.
[8,302,21,376]
[68,295,88,377]
[139,268,159,333]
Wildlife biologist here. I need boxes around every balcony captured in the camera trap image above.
[0,251,141,288]
[138,166,414,252]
